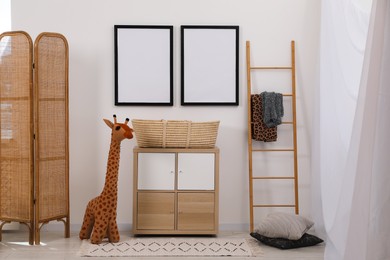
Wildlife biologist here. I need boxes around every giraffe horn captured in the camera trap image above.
[125,118,130,125]
[113,114,117,124]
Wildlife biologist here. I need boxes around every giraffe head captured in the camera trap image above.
[103,115,133,142]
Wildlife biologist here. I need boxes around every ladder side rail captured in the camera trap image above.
[246,41,255,232]
[291,41,299,214]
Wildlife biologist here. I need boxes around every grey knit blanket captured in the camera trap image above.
[261,91,284,127]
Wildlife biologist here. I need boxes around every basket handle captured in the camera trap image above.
[162,120,167,148]
[185,121,192,148]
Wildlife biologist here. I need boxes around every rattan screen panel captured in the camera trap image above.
[34,33,69,222]
[0,32,34,222]
[38,160,67,219]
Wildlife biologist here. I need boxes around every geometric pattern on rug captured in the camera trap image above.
[79,238,253,257]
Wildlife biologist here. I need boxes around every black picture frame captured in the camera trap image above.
[114,25,173,106]
[181,25,239,106]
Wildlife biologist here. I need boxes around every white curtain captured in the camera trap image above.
[315,0,390,259]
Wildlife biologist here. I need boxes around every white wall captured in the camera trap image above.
[0,0,11,34]
[10,0,320,231]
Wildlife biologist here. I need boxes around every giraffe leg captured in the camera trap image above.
[79,201,95,240]
[107,218,120,243]
[90,215,108,244]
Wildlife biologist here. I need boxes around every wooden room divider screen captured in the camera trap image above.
[0,31,69,245]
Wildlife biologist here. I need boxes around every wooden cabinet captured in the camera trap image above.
[133,147,219,235]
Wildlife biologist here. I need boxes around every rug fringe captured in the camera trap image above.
[246,238,264,256]
[77,240,92,256]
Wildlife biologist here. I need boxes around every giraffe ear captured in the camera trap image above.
[103,119,114,129]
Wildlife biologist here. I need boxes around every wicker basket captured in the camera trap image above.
[132,119,220,148]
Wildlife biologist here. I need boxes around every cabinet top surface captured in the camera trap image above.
[133,146,219,153]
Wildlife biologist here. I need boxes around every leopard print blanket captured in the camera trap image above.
[251,94,277,142]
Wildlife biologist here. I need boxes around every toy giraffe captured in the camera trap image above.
[79,115,133,244]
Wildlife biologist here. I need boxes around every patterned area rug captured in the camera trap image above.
[79,237,254,257]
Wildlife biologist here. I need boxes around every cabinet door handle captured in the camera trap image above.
[170,170,174,174]
[179,170,183,174]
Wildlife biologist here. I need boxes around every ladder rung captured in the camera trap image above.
[252,148,294,152]
[252,176,294,180]
[250,66,292,70]
[253,204,296,208]
[250,121,293,125]
[250,93,292,96]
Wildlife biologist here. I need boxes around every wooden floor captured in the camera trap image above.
[0,230,324,259]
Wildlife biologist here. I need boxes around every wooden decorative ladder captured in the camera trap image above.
[246,40,299,232]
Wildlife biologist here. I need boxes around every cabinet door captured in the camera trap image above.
[177,153,214,190]
[137,192,175,230]
[177,193,215,230]
[137,153,175,190]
